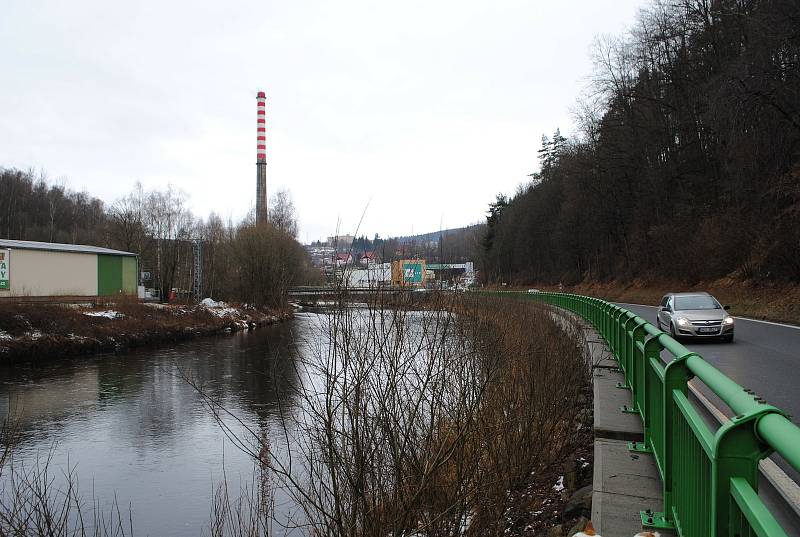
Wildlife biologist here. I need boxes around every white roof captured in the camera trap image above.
[0,239,137,257]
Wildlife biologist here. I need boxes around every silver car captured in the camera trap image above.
[656,292,734,342]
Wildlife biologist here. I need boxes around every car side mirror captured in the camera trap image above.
[660,307,669,312]
[724,305,730,311]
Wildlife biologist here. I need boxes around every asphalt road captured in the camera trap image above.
[619,302,800,418]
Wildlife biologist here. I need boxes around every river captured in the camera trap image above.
[0,313,319,536]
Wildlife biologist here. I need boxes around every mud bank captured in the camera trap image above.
[0,300,293,362]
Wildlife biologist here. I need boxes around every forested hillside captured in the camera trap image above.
[483,0,800,285]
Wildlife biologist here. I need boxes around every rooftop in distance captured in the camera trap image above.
[0,239,137,257]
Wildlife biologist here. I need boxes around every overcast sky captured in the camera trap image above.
[0,0,644,242]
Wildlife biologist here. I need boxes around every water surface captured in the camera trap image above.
[0,314,316,536]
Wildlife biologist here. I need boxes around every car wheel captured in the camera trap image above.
[669,323,678,340]
[656,318,662,330]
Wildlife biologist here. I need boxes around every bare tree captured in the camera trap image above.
[268,189,298,238]
[107,182,148,254]
[143,186,194,300]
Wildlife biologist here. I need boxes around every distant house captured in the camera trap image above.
[334,252,352,267]
[360,251,376,266]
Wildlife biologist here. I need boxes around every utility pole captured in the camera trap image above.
[192,239,202,303]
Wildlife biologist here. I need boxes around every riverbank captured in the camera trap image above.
[0,299,293,362]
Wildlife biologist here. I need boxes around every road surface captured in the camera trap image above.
[619,302,800,419]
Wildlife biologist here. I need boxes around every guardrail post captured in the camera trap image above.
[614,308,627,361]
[713,406,783,536]
[593,298,602,330]
[594,298,603,330]
[644,351,698,531]
[610,307,620,357]
[624,320,648,415]
[618,315,638,389]
[613,307,621,358]
[631,334,663,453]
[603,301,614,343]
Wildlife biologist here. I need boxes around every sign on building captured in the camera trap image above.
[0,249,9,290]
[403,262,423,283]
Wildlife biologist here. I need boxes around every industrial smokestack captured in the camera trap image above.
[256,90,268,224]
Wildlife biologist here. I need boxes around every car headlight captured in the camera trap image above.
[724,316,734,325]
[677,317,689,326]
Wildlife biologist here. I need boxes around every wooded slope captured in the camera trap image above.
[483,0,800,285]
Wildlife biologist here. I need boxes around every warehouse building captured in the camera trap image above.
[0,239,138,299]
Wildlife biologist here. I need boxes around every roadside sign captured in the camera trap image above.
[0,249,9,290]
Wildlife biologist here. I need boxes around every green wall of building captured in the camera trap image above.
[98,255,137,296]
[122,256,137,293]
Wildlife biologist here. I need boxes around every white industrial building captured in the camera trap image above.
[346,263,392,289]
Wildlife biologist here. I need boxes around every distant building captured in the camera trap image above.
[305,244,335,268]
[346,263,392,288]
[360,251,376,266]
[0,239,138,300]
[426,262,475,288]
[334,252,353,267]
[326,234,354,248]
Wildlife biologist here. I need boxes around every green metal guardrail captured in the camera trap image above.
[507,291,797,537]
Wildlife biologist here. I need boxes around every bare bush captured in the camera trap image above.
[193,292,592,536]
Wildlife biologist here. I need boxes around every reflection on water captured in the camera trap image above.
[0,314,314,536]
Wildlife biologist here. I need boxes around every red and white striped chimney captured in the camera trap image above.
[255,91,268,223]
[256,91,266,161]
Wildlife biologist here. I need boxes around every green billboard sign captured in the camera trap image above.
[0,249,9,290]
[402,262,423,283]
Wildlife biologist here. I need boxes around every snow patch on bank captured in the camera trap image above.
[200,298,240,318]
[83,310,125,319]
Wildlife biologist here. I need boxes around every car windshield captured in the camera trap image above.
[674,295,721,310]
